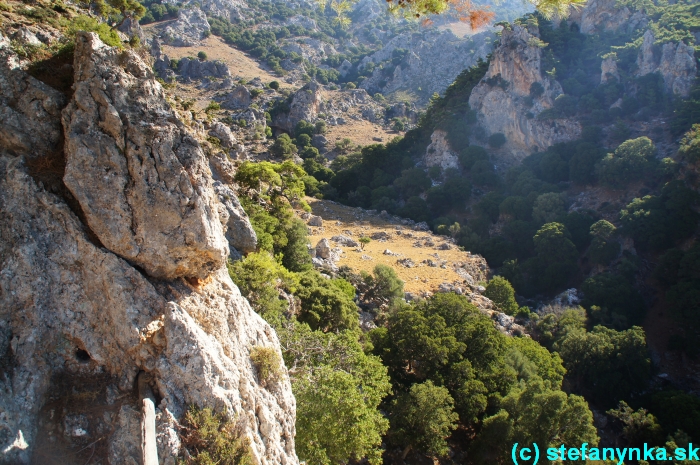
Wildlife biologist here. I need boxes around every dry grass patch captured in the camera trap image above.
[305,198,487,294]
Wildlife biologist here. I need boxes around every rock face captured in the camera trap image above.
[176,56,230,81]
[219,85,252,110]
[468,24,581,161]
[636,30,698,97]
[0,34,297,465]
[118,16,145,41]
[424,130,459,170]
[566,0,648,34]
[161,8,211,47]
[62,33,229,280]
[600,55,620,84]
[359,29,494,104]
[0,50,66,157]
[272,81,323,132]
[214,181,258,255]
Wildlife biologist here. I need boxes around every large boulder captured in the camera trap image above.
[0,156,297,465]
[161,8,211,47]
[209,121,237,148]
[0,49,66,157]
[219,85,252,110]
[62,32,229,279]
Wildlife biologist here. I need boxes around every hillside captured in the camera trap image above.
[2,0,700,463]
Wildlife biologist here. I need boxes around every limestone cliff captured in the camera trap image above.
[565,0,648,34]
[636,29,697,97]
[468,24,581,161]
[0,33,296,465]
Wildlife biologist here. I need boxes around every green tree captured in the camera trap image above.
[281,219,312,272]
[607,401,664,447]
[531,222,578,291]
[295,271,359,333]
[363,264,404,307]
[393,168,431,198]
[556,325,651,407]
[284,327,391,465]
[532,192,566,224]
[596,137,656,187]
[197,50,207,61]
[679,124,700,164]
[473,378,598,462]
[228,251,298,323]
[588,220,620,265]
[389,381,459,458]
[295,366,390,465]
[484,276,519,315]
[488,132,507,148]
[270,134,298,159]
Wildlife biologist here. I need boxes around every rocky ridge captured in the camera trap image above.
[0,32,297,464]
[359,28,494,104]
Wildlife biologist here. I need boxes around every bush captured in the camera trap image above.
[197,51,207,61]
[179,406,252,465]
[269,80,280,90]
[484,276,519,315]
[488,132,507,148]
[64,15,122,48]
[250,346,282,384]
[205,101,220,113]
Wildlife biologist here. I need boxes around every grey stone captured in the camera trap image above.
[331,235,358,247]
[219,85,251,109]
[214,181,258,255]
[308,215,323,227]
[0,49,66,157]
[315,238,331,259]
[62,32,229,279]
[161,8,210,47]
[209,121,237,148]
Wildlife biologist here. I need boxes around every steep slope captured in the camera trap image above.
[0,32,297,464]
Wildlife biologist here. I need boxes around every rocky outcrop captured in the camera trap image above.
[198,0,246,21]
[152,39,176,81]
[0,33,296,465]
[62,32,229,280]
[176,56,230,81]
[214,181,258,255]
[636,30,698,97]
[468,24,581,161]
[0,158,296,465]
[272,81,323,132]
[161,8,211,47]
[359,29,493,104]
[219,85,252,110]
[209,121,237,148]
[0,50,66,157]
[566,0,648,34]
[424,130,459,170]
[600,55,620,84]
[118,16,144,41]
